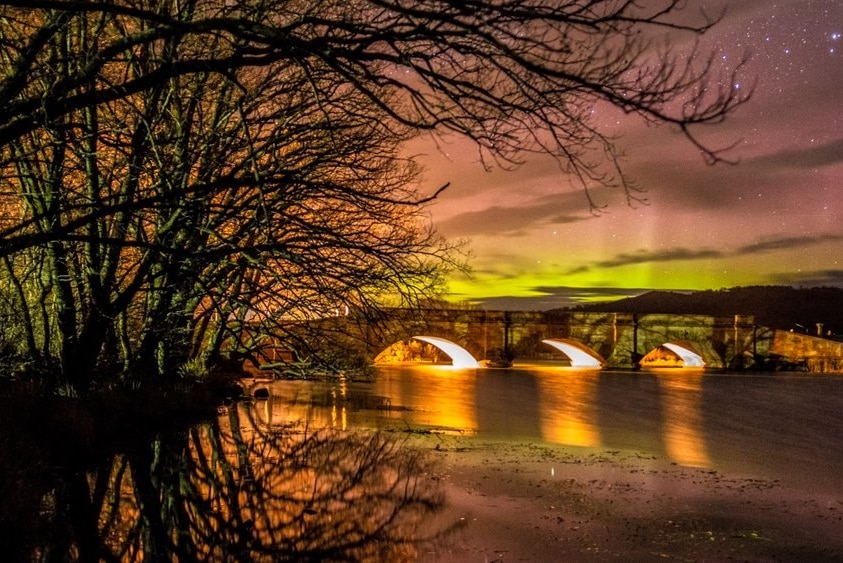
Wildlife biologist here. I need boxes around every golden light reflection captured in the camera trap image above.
[655,370,710,467]
[248,381,348,430]
[374,366,478,432]
[331,378,349,430]
[536,369,601,448]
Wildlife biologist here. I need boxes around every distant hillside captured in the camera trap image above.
[569,286,843,335]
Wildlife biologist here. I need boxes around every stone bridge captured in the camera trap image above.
[311,309,773,369]
[251,308,843,372]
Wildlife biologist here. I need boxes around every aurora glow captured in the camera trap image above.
[416,0,843,309]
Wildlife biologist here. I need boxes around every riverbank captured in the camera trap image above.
[406,434,843,562]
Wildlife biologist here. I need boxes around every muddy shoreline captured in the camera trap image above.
[409,435,843,561]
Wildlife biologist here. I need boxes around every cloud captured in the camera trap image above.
[736,234,843,255]
[569,233,843,275]
[467,285,654,310]
[748,138,843,170]
[568,247,724,274]
[435,192,594,237]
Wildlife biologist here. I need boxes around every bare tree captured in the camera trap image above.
[0,1,749,389]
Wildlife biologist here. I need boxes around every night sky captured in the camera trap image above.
[414,0,843,310]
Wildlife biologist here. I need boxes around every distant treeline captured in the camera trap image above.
[564,286,843,335]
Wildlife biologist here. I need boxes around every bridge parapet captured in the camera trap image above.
[770,330,843,372]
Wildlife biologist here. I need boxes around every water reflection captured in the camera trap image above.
[253,366,715,464]
[653,369,711,467]
[226,370,843,501]
[2,405,454,560]
[536,369,602,448]
[253,377,352,430]
[5,369,843,560]
[374,366,479,432]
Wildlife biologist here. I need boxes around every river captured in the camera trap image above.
[251,363,843,496]
[5,364,843,560]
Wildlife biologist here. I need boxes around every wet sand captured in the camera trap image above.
[410,435,843,562]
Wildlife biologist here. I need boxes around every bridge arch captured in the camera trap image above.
[541,339,604,368]
[373,335,480,368]
[411,336,479,368]
[640,341,706,368]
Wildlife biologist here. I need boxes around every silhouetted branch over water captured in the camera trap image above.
[0,397,455,560]
[0,1,749,392]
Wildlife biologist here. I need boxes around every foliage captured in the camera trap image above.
[0,1,748,392]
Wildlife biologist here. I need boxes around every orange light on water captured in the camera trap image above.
[537,370,601,448]
[656,371,710,467]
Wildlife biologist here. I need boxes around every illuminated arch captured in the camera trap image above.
[541,339,604,368]
[663,342,706,367]
[640,342,706,368]
[412,336,479,368]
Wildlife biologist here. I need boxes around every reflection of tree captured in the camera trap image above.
[6,410,454,560]
[189,408,455,561]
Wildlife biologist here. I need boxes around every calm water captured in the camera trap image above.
[6,364,843,559]
[251,363,843,495]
